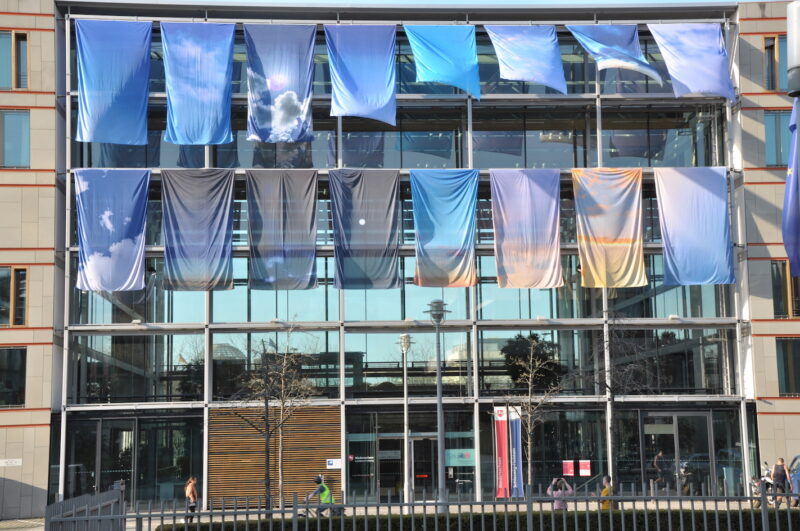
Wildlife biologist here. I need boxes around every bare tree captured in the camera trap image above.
[501,333,563,489]
[231,330,314,506]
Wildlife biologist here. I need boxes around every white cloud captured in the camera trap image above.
[272,91,304,131]
[78,233,145,292]
[99,210,114,232]
[74,177,90,195]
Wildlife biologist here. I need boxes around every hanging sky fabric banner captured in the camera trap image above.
[161,169,235,290]
[246,169,318,290]
[484,25,567,94]
[75,20,151,145]
[509,407,525,499]
[75,169,150,292]
[648,24,735,100]
[329,169,401,289]
[785,99,800,276]
[490,169,563,289]
[567,25,662,84]
[654,167,734,285]
[410,168,478,287]
[161,22,234,145]
[572,168,647,288]
[325,25,397,126]
[494,407,510,499]
[244,24,316,143]
[404,25,480,99]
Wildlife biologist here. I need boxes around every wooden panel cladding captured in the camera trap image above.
[208,406,342,506]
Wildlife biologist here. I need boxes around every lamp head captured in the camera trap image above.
[425,299,449,325]
[398,333,413,353]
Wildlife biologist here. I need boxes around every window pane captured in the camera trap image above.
[0,32,10,89]
[772,260,789,317]
[0,267,9,325]
[765,37,776,91]
[777,338,800,395]
[2,110,30,168]
[12,268,25,325]
[779,35,788,91]
[0,348,25,406]
[15,33,27,89]
[69,335,204,403]
[765,111,790,166]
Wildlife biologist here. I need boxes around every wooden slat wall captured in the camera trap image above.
[208,406,342,505]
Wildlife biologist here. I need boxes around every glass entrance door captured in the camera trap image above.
[411,438,437,500]
[377,438,404,502]
[99,419,135,501]
[643,413,714,495]
[643,416,677,492]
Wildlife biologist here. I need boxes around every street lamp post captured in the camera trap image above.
[425,299,449,511]
[398,333,413,503]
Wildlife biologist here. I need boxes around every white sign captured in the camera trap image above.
[0,459,22,467]
[326,458,342,469]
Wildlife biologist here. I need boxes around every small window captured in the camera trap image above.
[0,348,26,407]
[765,111,791,167]
[0,266,27,326]
[777,338,800,396]
[772,261,800,318]
[0,110,30,168]
[0,30,28,90]
[765,35,788,92]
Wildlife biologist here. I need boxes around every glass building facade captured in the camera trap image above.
[54,5,750,506]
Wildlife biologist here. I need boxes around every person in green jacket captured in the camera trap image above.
[306,475,335,514]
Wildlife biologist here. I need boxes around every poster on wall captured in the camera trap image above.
[494,406,510,499]
[509,406,525,498]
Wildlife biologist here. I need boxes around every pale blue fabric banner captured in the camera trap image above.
[410,169,479,287]
[161,169,235,290]
[244,24,316,143]
[161,22,234,145]
[648,24,735,100]
[75,169,150,292]
[484,25,567,94]
[329,169,401,289]
[246,169,318,290]
[489,169,563,289]
[404,25,481,99]
[784,99,800,276]
[567,24,662,84]
[75,20,151,145]
[325,25,397,125]
[654,167,735,285]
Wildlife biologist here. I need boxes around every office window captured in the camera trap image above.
[765,35,788,92]
[0,31,28,90]
[0,110,30,168]
[0,348,26,407]
[0,267,27,326]
[772,260,800,318]
[777,338,800,396]
[765,111,791,167]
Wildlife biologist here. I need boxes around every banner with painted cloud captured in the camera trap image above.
[244,24,316,143]
[567,25,662,84]
[75,169,150,292]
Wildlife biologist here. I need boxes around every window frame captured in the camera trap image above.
[0,266,28,327]
[0,30,29,90]
[771,259,800,319]
[763,34,787,92]
[0,109,31,169]
[777,337,800,397]
[0,347,26,408]
[764,110,791,167]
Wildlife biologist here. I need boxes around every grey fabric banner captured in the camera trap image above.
[246,169,318,290]
[161,169,235,291]
[329,169,401,289]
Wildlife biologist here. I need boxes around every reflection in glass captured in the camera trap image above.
[69,334,204,403]
[64,419,97,499]
[212,331,339,399]
[136,417,203,501]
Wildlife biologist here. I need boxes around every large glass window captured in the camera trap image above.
[0,348,25,407]
[771,260,800,318]
[777,338,800,396]
[0,266,27,326]
[609,328,735,395]
[212,331,339,400]
[69,334,204,403]
[0,110,29,168]
[765,110,791,167]
[135,417,203,502]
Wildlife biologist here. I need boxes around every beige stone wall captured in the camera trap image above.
[0,0,56,519]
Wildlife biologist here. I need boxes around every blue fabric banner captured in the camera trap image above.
[648,24,735,100]
[246,169,318,290]
[325,25,397,125]
[161,169,235,290]
[654,167,735,285]
[509,407,525,499]
[161,22,234,145]
[75,20,151,145]
[785,99,800,276]
[329,169,401,289]
[484,25,567,94]
[490,169,563,289]
[410,168,478,287]
[567,25,662,84]
[404,25,481,99]
[244,24,316,143]
[75,169,150,292]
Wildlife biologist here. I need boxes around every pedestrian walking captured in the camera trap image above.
[771,457,792,507]
[184,476,198,523]
[600,476,615,510]
[547,478,573,510]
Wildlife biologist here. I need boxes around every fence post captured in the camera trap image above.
[760,479,770,531]
[292,493,299,531]
[526,484,533,531]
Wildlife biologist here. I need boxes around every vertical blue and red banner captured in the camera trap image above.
[494,406,510,499]
[509,407,525,498]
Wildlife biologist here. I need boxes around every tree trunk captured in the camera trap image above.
[526,426,533,494]
[278,404,285,508]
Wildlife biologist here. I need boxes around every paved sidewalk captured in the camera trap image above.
[0,519,44,531]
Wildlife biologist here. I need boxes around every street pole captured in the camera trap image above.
[399,334,413,504]
[426,299,449,512]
